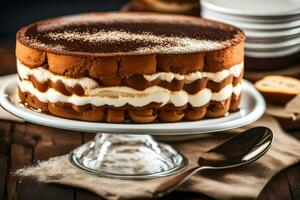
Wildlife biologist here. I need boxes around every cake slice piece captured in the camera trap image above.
[255,75,300,105]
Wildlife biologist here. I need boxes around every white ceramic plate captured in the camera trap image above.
[244,27,300,39]
[202,9,300,23]
[246,33,300,43]
[245,38,300,50]
[245,44,300,57]
[201,0,300,17]
[0,77,265,135]
[203,15,300,39]
[202,10,300,30]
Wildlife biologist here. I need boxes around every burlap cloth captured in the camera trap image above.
[1,74,299,200]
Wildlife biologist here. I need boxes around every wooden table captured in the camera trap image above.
[0,121,300,200]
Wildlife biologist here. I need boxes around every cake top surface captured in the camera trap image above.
[17,12,245,56]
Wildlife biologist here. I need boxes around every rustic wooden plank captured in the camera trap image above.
[161,192,214,200]
[76,188,103,200]
[75,188,213,200]
[10,123,34,171]
[83,132,95,143]
[7,123,80,200]
[286,162,300,200]
[17,177,75,200]
[23,123,81,200]
[258,169,293,200]
[10,144,32,171]
[0,121,13,156]
[5,123,30,200]
[0,121,13,200]
[25,123,82,163]
[8,123,34,200]
[6,175,18,200]
[0,157,8,200]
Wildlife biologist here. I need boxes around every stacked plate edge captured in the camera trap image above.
[201,0,300,70]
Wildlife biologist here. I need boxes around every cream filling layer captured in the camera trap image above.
[143,62,243,83]
[17,60,244,91]
[17,60,99,91]
[18,79,242,107]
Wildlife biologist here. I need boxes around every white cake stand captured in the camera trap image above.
[0,77,265,179]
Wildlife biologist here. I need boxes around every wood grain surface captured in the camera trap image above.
[0,121,299,200]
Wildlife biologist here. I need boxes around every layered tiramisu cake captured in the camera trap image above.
[16,12,245,123]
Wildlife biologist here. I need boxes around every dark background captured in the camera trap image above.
[0,0,129,44]
[0,0,130,75]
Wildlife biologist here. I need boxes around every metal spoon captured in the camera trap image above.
[155,126,273,198]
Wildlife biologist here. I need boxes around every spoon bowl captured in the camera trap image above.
[198,126,273,169]
[155,127,273,198]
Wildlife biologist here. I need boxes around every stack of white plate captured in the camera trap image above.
[201,0,300,59]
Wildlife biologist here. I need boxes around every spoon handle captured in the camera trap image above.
[155,166,207,199]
